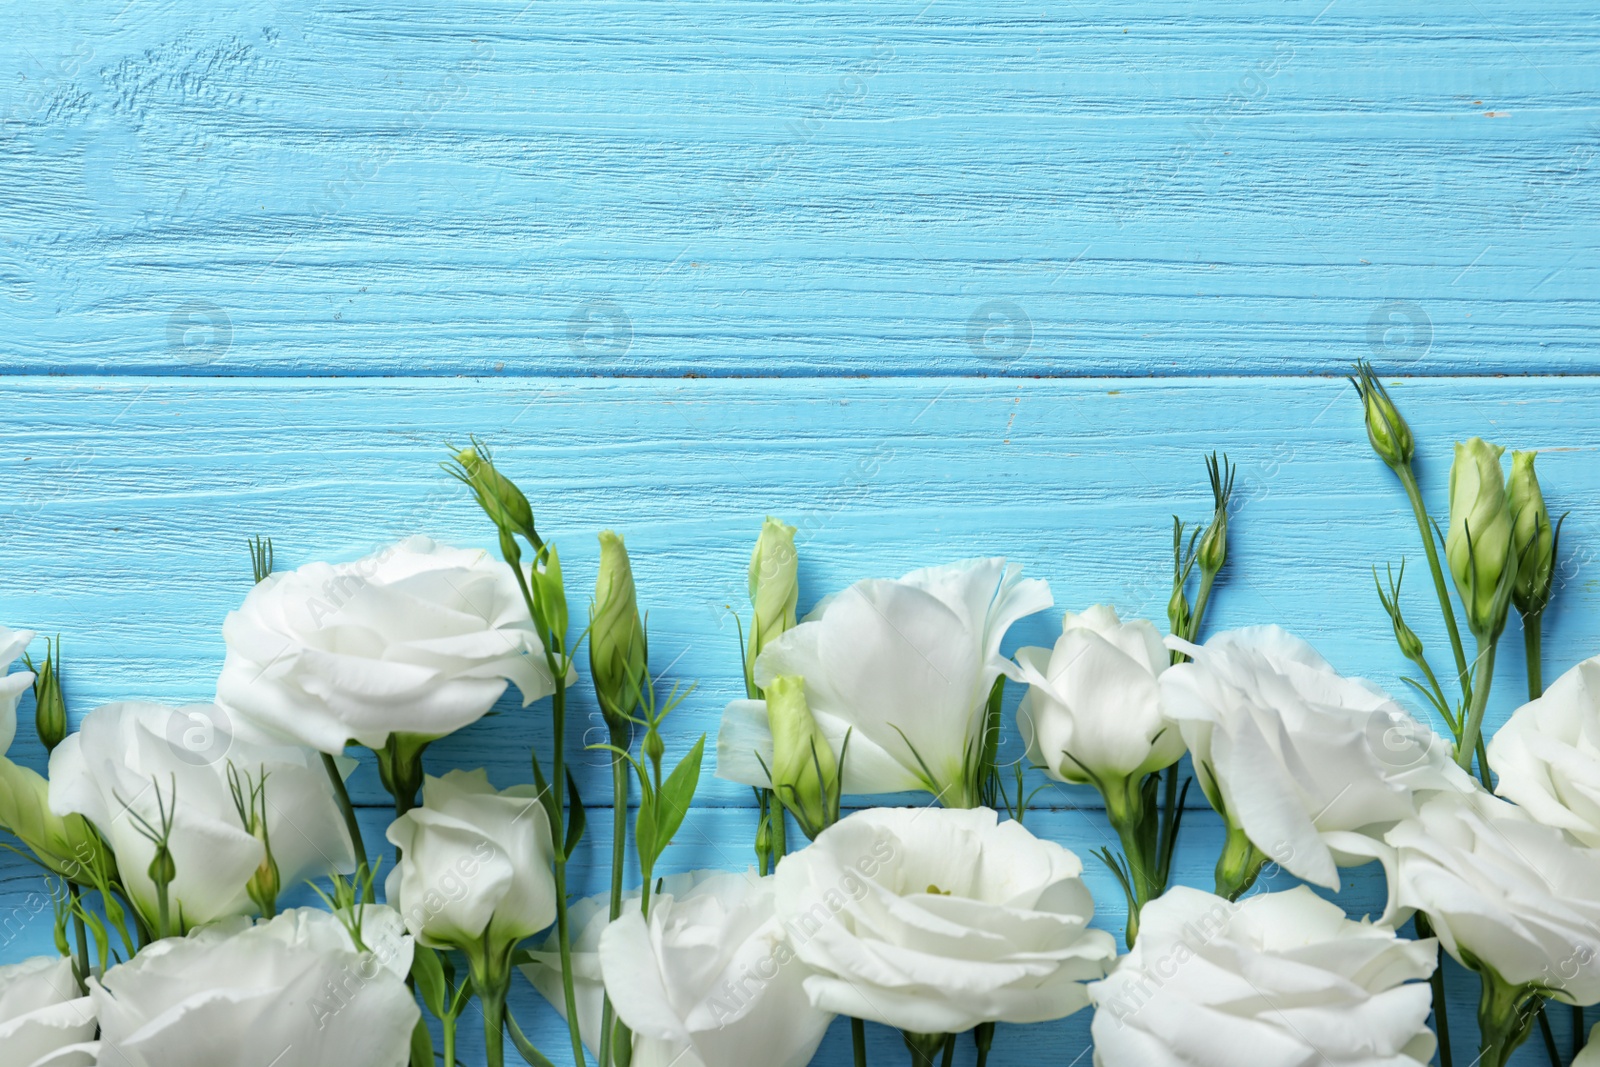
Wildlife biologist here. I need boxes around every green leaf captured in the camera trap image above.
[564,769,587,857]
[411,946,448,1020]
[506,1008,558,1067]
[408,1016,435,1067]
[652,734,706,854]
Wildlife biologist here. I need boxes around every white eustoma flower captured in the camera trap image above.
[0,956,95,1067]
[525,872,833,1067]
[1387,790,1600,1005]
[217,536,560,754]
[774,806,1116,1035]
[0,626,37,756]
[1089,886,1438,1067]
[1488,655,1600,845]
[47,701,355,928]
[717,558,1051,805]
[1577,1025,1600,1066]
[1013,605,1181,786]
[385,769,556,960]
[89,907,416,1067]
[1162,625,1470,890]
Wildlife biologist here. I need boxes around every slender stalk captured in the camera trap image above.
[481,985,507,1067]
[443,1011,457,1067]
[1575,1006,1586,1062]
[1524,618,1544,704]
[771,799,788,866]
[1456,637,1499,782]
[156,881,171,941]
[68,884,89,993]
[1413,913,1451,1067]
[1185,570,1217,645]
[973,1022,994,1067]
[549,679,586,1067]
[1537,1006,1561,1067]
[853,1018,869,1067]
[600,753,629,1067]
[321,751,367,864]
[939,1034,955,1067]
[1397,465,1472,700]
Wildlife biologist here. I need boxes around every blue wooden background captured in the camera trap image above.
[3,3,1598,1064]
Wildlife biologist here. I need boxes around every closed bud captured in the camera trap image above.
[1167,583,1191,639]
[0,756,114,885]
[1508,451,1557,617]
[590,531,647,739]
[745,518,799,690]
[247,847,281,920]
[448,443,536,541]
[26,637,67,753]
[1391,612,1424,663]
[1446,438,1515,638]
[1350,362,1415,469]
[148,845,176,888]
[1197,454,1235,578]
[643,724,665,769]
[764,675,838,839]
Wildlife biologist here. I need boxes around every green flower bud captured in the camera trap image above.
[1166,582,1191,640]
[764,675,838,839]
[745,518,798,689]
[27,637,66,753]
[447,443,536,541]
[643,724,665,769]
[590,531,647,739]
[1508,451,1557,618]
[1350,362,1415,469]
[1391,612,1425,663]
[147,845,176,888]
[1446,438,1515,638]
[1197,453,1235,578]
[0,756,113,885]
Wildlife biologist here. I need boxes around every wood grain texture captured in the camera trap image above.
[0,376,1580,1064]
[3,1,1598,376]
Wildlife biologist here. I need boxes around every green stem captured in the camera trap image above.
[1185,569,1218,644]
[156,881,170,941]
[1575,1005,1586,1061]
[771,797,788,865]
[549,679,586,1067]
[1525,613,1544,702]
[321,751,367,865]
[1456,637,1498,785]
[973,1022,994,1067]
[68,884,89,993]
[853,1018,869,1067]
[1538,1006,1562,1067]
[902,1032,946,1067]
[939,1034,955,1067]
[443,1011,457,1067]
[600,752,629,1067]
[482,985,507,1067]
[1104,775,1155,946]
[1413,913,1451,1067]
[1397,465,1472,701]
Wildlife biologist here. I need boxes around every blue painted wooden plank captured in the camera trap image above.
[0,375,1594,810]
[2,2,1597,376]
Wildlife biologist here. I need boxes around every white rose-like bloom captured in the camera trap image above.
[385,769,556,958]
[1488,655,1600,845]
[217,536,560,754]
[0,626,37,756]
[774,806,1116,1034]
[0,956,95,1067]
[1387,791,1600,1004]
[1162,626,1470,891]
[717,558,1051,804]
[1014,605,1181,785]
[524,872,833,1067]
[1089,886,1438,1067]
[90,907,416,1067]
[47,701,355,928]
